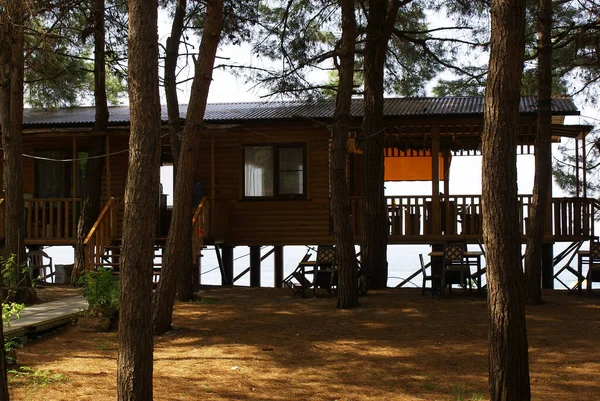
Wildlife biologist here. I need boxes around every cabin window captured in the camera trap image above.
[35,150,87,198]
[244,145,306,198]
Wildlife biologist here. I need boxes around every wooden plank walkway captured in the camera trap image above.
[3,296,87,338]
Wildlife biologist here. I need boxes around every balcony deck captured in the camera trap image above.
[351,195,598,245]
[0,195,596,248]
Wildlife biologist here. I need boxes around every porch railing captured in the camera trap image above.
[351,195,598,240]
[23,198,82,241]
[83,197,121,270]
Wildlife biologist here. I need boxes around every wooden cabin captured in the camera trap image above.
[0,96,594,287]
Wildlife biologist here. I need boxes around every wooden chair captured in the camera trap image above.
[282,252,313,296]
[420,253,440,296]
[442,243,471,295]
[27,249,54,284]
[313,245,338,296]
[587,241,600,294]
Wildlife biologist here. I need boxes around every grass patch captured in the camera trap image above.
[449,384,486,401]
[420,375,438,391]
[9,366,68,388]
[197,297,218,305]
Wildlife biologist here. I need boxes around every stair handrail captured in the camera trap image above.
[192,196,209,261]
[83,197,120,271]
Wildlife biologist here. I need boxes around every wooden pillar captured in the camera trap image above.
[541,134,554,288]
[575,138,580,197]
[210,134,215,231]
[274,245,284,288]
[443,150,451,197]
[583,135,587,199]
[105,135,111,197]
[250,246,261,287]
[542,243,554,289]
[443,150,451,235]
[431,124,441,235]
[221,245,234,286]
[194,249,202,288]
[72,137,77,197]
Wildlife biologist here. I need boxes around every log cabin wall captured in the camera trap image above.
[196,120,334,246]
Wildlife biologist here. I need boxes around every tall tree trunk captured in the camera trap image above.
[483,0,531,398]
[73,0,108,284]
[0,3,26,399]
[164,0,187,173]
[524,0,552,305]
[117,0,160,398]
[361,0,399,289]
[153,0,224,335]
[332,0,358,309]
[0,0,25,268]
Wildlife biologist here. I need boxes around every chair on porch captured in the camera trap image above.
[442,243,471,295]
[420,253,440,296]
[26,249,54,284]
[313,245,338,296]
[586,241,600,294]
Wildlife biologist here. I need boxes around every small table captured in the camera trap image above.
[428,251,484,295]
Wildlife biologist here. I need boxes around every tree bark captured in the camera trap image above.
[482,0,531,399]
[524,0,552,306]
[164,0,187,173]
[153,0,224,335]
[117,0,160,398]
[0,3,26,399]
[0,0,26,269]
[332,0,358,309]
[73,0,108,284]
[361,0,399,289]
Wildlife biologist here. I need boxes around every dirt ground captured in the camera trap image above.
[7,286,600,401]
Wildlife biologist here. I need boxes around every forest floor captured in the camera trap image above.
[7,286,600,401]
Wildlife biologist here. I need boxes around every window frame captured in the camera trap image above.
[242,143,307,200]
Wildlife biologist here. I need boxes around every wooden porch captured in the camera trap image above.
[0,193,597,252]
[350,195,599,244]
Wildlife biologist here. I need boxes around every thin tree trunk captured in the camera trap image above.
[332,0,358,309]
[524,0,552,305]
[482,0,531,398]
[153,0,224,335]
[73,0,108,284]
[361,0,399,290]
[0,0,25,269]
[164,0,187,173]
[117,0,160,398]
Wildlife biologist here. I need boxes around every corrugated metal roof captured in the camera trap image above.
[22,96,580,127]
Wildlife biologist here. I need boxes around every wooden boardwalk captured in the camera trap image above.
[3,296,87,338]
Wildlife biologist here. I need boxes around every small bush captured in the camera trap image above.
[78,267,119,310]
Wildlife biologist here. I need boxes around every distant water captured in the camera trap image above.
[45,242,593,290]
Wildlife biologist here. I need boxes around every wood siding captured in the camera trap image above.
[197,121,333,246]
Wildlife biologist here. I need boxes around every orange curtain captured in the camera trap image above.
[384,155,445,181]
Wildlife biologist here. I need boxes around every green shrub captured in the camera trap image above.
[0,254,30,290]
[78,267,119,310]
[2,255,26,365]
